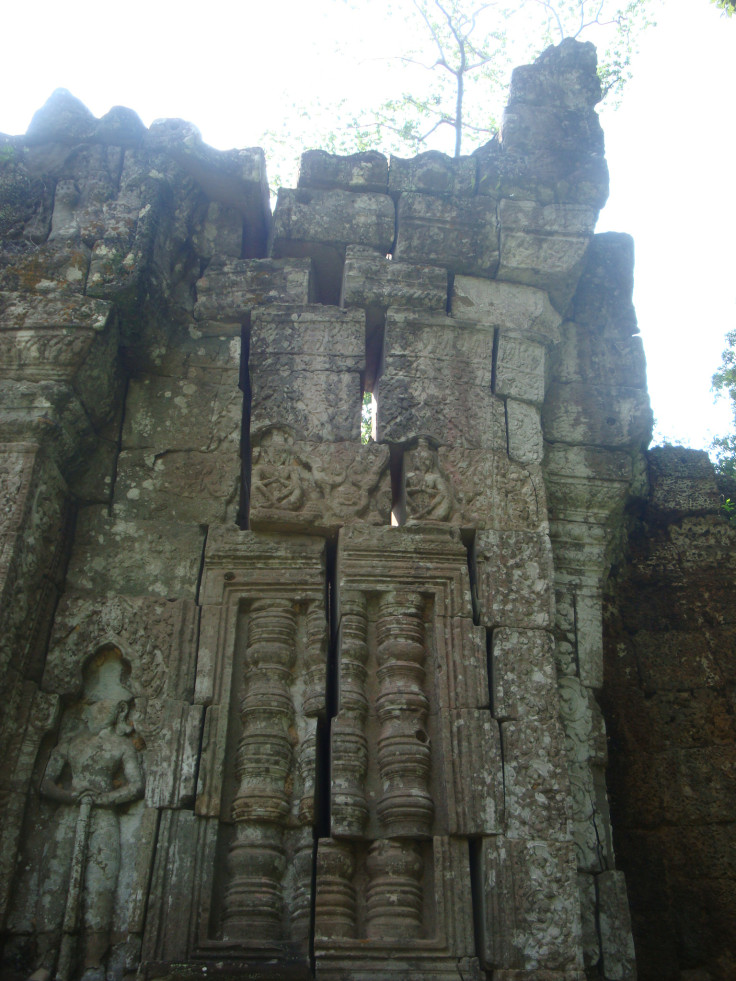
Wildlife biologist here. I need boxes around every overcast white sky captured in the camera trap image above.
[2,0,734,452]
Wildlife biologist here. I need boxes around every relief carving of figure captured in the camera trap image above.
[405,438,453,522]
[251,428,306,511]
[29,647,144,981]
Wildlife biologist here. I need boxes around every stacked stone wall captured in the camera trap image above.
[0,34,706,981]
[603,447,736,981]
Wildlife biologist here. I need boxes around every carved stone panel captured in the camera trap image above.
[249,428,391,534]
[333,526,499,840]
[376,311,505,449]
[249,305,365,442]
[314,836,479,980]
[157,529,328,972]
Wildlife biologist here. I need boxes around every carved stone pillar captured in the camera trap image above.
[365,839,424,940]
[331,593,369,837]
[222,599,297,940]
[374,591,433,838]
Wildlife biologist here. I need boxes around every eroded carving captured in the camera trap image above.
[33,647,144,981]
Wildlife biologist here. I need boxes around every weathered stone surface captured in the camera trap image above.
[451,275,562,345]
[376,311,504,448]
[25,89,97,145]
[394,192,499,277]
[497,200,596,308]
[496,333,548,403]
[389,150,476,197]
[249,430,391,532]
[502,718,573,840]
[315,836,477,976]
[571,233,637,333]
[507,398,544,464]
[428,449,548,533]
[299,148,389,192]
[143,118,271,257]
[65,508,206,598]
[596,871,637,981]
[122,367,241,452]
[0,291,113,331]
[0,243,91,294]
[115,446,240,524]
[191,199,244,260]
[507,38,602,111]
[543,380,652,448]
[647,445,721,517]
[341,244,448,315]
[478,837,584,973]
[249,305,365,441]
[93,105,146,146]
[553,321,647,389]
[475,529,555,629]
[491,628,557,722]
[578,872,600,973]
[194,255,316,328]
[271,187,394,302]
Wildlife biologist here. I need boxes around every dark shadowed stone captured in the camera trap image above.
[25,89,97,145]
[93,106,146,147]
[571,233,637,332]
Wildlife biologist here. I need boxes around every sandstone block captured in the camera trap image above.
[478,836,584,973]
[502,718,573,840]
[506,38,602,111]
[491,627,557,722]
[577,872,600,972]
[115,446,240,525]
[424,449,548,533]
[389,150,476,197]
[444,708,504,835]
[475,529,555,629]
[0,291,113,331]
[542,381,653,448]
[191,200,244,260]
[507,399,544,464]
[567,761,613,872]
[271,187,395,302]
[451,276,562,345]
[570,232,637,333]
[497,200,595,308]
[0,242,90,294]
[647,446,721,518]
[394,192,499,277]
[376,311,503,448]
[194,256,315,329]
[25,88,97,145]
[341,244,447,315]
[143,121,270,256]
[65,507,206,598]
[495,333,548,403]
[299,148,389,192]
[122,368,241,452]
[249,431,391,533]
[0,379,96,470]
[553,322,647,389]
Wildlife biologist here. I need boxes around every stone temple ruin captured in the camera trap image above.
[1,37,735,981]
